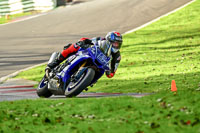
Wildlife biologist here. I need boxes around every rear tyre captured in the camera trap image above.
[65,68,95,97]
[37,77,52,98]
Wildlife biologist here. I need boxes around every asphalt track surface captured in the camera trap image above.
[0,0,192,101]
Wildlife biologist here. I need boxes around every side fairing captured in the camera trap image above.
[58,53,91,83]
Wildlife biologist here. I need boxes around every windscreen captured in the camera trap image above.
[98,40,111,56]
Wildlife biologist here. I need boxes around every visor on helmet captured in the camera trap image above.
[111,41,122,49]
[107,40,121,53]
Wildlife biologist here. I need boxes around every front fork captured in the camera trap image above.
[71,61,87,82]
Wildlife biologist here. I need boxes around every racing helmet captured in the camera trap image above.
[105,31,123,53]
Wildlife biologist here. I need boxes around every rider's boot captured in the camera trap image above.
[45,53,65,77]
[45,44,80,77]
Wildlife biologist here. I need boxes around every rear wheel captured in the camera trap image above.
[65,68,95,97]
[37,77,52,98]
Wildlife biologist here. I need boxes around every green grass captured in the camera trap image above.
[0,91,200,133]
[0,12,33,24]
[2,0,200,132]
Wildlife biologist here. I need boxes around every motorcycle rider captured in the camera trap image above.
[45,31,123,78]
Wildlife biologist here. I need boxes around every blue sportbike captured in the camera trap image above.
[37,42,112,97]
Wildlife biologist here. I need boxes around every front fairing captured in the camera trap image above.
[87,46,111,70]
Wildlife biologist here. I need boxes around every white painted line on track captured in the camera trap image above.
[0,13,47,26]
[0,62,47,83]
[124,0,196,35]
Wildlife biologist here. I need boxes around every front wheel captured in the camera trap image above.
[37,77,53,98]
[65,68,95,97]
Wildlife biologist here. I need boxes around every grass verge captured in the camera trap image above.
[0,12,35,24]
[1,0,200,132]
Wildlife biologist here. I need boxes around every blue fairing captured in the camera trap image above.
[60,53,90,82]
[56,45,111,86]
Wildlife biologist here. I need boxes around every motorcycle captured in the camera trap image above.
[37,42,112,98]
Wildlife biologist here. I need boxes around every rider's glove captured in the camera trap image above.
[76,41,88,49]
[105,71,115,78]
[76,39,93,49]
[83,39,92,45]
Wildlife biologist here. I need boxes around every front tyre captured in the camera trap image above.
[65,68,95,97]
[37,77,53,98]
